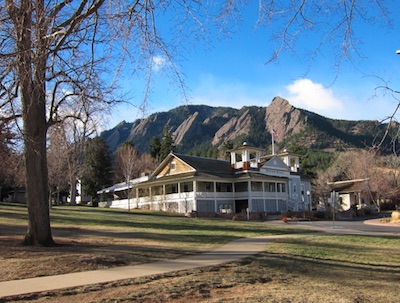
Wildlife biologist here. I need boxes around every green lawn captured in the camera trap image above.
[0,202,311,248]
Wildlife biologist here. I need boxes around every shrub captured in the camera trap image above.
[313,211,327,219]
[391,211,400,223]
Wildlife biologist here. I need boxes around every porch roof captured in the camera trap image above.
[97,175,149,194]
[328,178,369,194]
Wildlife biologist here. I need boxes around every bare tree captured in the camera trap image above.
[56,105,101,205]
[47,125,69,206]
[115,142,139,211]
[138,152,157,176]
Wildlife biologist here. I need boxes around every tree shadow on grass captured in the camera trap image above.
[251,251,400,280]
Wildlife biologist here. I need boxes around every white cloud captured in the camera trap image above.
[284,79,343,114]
[152,55,167,72]
[279,78,400,120]
[286,79,343,113]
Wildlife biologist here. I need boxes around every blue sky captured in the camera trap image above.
[106,2,400,129]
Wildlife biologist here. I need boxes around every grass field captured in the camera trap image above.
[1,203,399,302]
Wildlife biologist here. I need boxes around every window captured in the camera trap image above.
[277,183,286,193]
[198,181,214,192]
[251,182,263,191]
[152,185,163,195]
[181,182,193,192]
[165,183,178,194]
[235,182,248,192]
[265,182,276,192]
[170,161,176,170]
[138,188,149,197]
[216,182,233,192]
[205,182,214,192]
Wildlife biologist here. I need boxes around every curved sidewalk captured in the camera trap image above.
[0,234,290,299]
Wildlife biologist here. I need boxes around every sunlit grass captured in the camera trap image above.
[267,234,400,266]
[0,203,313,247]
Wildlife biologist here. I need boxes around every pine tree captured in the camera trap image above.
[159,125,175,161]
[149,136,161,161]
[81,137,113,202]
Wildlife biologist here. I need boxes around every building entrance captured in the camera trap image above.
[235,199,248,213]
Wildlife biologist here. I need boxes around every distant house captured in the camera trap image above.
[327,178,379,212]
[98,143,312,215]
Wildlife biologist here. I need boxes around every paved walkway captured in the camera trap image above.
[1,218,398,299]
[0,234,291,299]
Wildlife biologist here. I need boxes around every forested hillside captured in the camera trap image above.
[100,97,393,157]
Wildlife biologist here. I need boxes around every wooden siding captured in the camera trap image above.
[156,156,194,178]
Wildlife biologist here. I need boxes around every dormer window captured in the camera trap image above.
[171,161,176,170]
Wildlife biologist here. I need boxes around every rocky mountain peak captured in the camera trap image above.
[265,96,305,143]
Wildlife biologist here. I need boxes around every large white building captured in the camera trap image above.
[98,143,312,216]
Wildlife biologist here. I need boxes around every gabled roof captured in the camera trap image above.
[260,155,291,177]
[263,155,291,171]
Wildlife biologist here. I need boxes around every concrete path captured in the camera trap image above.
[0,234,289,299]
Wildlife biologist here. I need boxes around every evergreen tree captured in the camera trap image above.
[81,137,113,202]
[159,125,175,161]
[219,140,234,160]
[149,136,161,160]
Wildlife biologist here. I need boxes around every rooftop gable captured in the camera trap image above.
[152,153,196,178]
[260,155,291,177]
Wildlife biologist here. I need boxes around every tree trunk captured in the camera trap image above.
[10,0,54,246]
[69,178,77,205]
[22,53,54,245]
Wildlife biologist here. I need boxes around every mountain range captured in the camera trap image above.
[100,96,391,155]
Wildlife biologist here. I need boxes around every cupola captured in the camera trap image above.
[280,150,301,173]
[230,142,263,171]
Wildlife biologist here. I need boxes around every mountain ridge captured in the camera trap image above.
[100,96,390,155]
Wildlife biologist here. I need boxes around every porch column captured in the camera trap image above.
[135,187,139,208]
[263,182,266,212]
[214,181,217,212]
[248,180,252,212]
[193,180,197,211]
